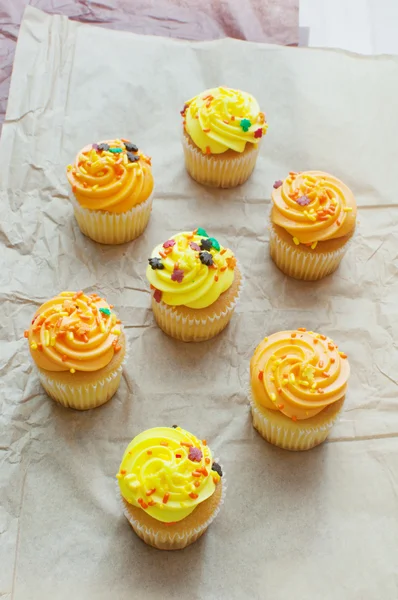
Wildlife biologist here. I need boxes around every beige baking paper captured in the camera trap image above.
[0,7,397,600]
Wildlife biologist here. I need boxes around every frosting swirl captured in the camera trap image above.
[250,329,350,420]
[26,291,123,372]
[117,427,222,523]
[146,229,237,309]
[271,171,356,246]
[66,139,153,213]
[182,87,268,154]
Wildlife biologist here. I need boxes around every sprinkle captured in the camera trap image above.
[114,344,121,353]
[330,357,336,363]
[24,330,29,338]
[175,454,181,458]
[205,457,210,464]
[194,481,200,488]
[109,147,123,154]
[163,493,170,504]
[273,180,283,189]
[292,416,298,422]
[318,389,324,394]
[112,328,121,335]
[258,370,264,381]
[189,242,201,251]
[70,368,76,374]
[37,343,43,351]
[163,239,176,249]
[296,195,311,206]
[30,342,38,350]
[80,167,87,174]
[343,207,353,212]
[202,439,207,446]
[205,146,211,155]
[196,227,208,237]
[199,251,214,266]
[299,380,309,387]
[146,488,156,496]
[322,372,330,378]
[254,128,263,138]
[298,328,306,332]
[311,383,317,390]
[153,289,162,303]
[100,322,106,333]
[44,330,50,347]
[124,141,138,153]
[270,393,277,402]
[293,237,300,245]
[319,360,324,368]
[289,373,296,383]
[336,220,341,226]
[160,441,168,447]
[189,493,199,499]
[208,237,221,251]
[147,450,152,455]
[181,441,193,447]
[278,404,284,409]
[192,471,201,477]
[339,352,348,359]
[148,257,164,270]
[171,268,184,283]
[328,343,334,351]
[67,331,74,341]
[188,447,203,462]
[311,241,318,250]
[291,332,297,338]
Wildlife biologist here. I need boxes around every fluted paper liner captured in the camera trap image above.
[120,467,226,550]
[69,192,153,245]
[269,223,350,281]
[151,269,243,342]
[250,391,343,451]
[182,133,259,188]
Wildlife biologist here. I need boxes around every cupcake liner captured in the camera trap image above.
[250,391,342,451]
[182,133,259,188]
[69,192,153,245]
[120,465,227,550]
[38,365,123,410]
[151,270,243,342]
[269,223,350,281]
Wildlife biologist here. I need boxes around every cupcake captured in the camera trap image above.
[66,139,154,244]
[117,426,225,550]
[25,291,126,410]
[250,329,350,451]
[146,228,242,342]
[269,171,357,280]
[181,87,268,188]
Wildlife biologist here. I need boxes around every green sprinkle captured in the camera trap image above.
[99,308,111,316]
[196,227,208,237]
[208,237,220,251]
[109,147,123,153]
[240,118,251,132]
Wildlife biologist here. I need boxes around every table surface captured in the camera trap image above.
[0,0,299,134]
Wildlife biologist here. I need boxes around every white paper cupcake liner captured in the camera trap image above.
[249,390,341,451]
[182,133,259,188]
[69,192,153,245]
[120,465,227,550]
[151,270,243,342]
[269,221,351,281]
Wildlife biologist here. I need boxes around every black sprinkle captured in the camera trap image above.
[199,251,214,266]
[148,257,164,270]
[124,142,138,153]
[127,151,140,163]
[212,462,223,477]
[97,143,110,152]
[171,425,178,429]
[200,238,213,251]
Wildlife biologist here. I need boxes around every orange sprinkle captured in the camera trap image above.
[37,343,43,351]
[319,361,324,368]
[277,388,282,394]
[109,304,114,309]
[291,332,297,338]
[199,467,208,476]
[283,374,288,379]
[320,335,326,340]
[193,228,198,234]
[278,404,284,409]
[339,352,348,359]
[163,493,170,504]
[194,481,200,488]
[298,328,306,332]
[205,457,210,464]
[231,116,235,121]
[318,216,329,221]
[147,450,152,455]
[205,146,211,155]
[148,500,156,506]
[120,469,126,475]
[336,220,341,226]
[258,370,264,381]
[328,343,334,351]
[72,185,77,193]
[62,354,68,362]
[313,339,318,344]
[24,330,29,338]
[140,501,148,509]
[76,290,83,297]
[220,248,227,255]
[146,488,156,496]
[220,266,227,272]
[213,477,218,484]
[192,471,202,477]
[164,247,173,255]
[292,416,297,422]
[322,372,330,378]
[203,128,211,133]
[214,275,219,282]
[223,120,229,124]
[181,442,193,447]
[202,440,207,446]
[189,493,199,499]
[331,358,336,363]
[159,251,166,258]
[318,389,324,394]
[160,441,168,446]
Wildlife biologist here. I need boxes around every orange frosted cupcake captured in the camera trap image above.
[25,291,126,410]
[117,426,225,550]
[270,171,357,280]
[66,139,154,244]
[146,228,241,342]
[250,329,350,450]
[181,87,268,188]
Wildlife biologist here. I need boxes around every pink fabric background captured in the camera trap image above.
[0,0,298,133]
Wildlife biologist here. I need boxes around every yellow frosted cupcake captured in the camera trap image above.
[66,139,154,244]
[146,228,241,342]
[117,426,225,550]
[25,291,126,410]
[250,329,350,450]
[270,171,357,280]
[181,87,268,188]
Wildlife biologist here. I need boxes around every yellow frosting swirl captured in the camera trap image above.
[146,229,237,309]
[117,427,221,523]
[271,171,357,245]
[250,329,350,420]
[26,291,122,372]
[66,139,153,213]
[182,87,268,154]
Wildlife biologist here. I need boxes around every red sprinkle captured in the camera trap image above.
[258,370,264,381]
[254,128,263,138]
[153,289,162,303]
[175,454,182,458]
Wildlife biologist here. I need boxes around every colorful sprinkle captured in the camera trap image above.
[212,462,223,477]
[163,239,176,249]
[99,307,111,316]
[148,257,164,270]
[124,141,138,152]
[311,241,318,250]
[190,242,201,251]
[293,237,300,245]
[258,370,264,381]
[199,251,214,267]
[200,238,213,251]
[153,289,162,303]
[127,152,140,163]
[254,128,263,138]
[163,493,170,504]
[171,268,184,283]
[97,143,110,152]
[208,237,220,251]
[189,492,199,499]
[273,180,283,189]
[188,447,203,462]
[296,195,311,206]
[240,118,251,132]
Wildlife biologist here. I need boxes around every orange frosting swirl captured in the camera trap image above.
[66,139,153,214]
[26,291,122,372]
[250,330,350,421]
[271,171,356,244]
